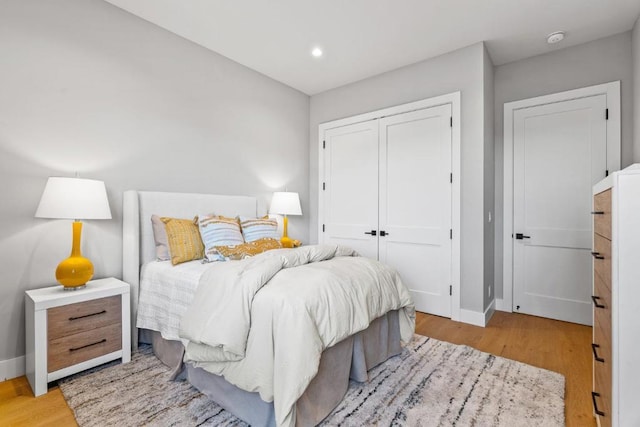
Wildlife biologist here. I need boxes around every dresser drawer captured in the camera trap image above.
[593,189,612,240]
[48,323,122,372]
[48,295,121,341]
[594,359,612,427]
[593,272,611,313]
[593,234,611,288]
[593,307,611,363]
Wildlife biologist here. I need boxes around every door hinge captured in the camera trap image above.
[450,116,453,127]
[322,224,325,232]
[323,140,326,149]
[449,285,452,296]
[322,182,326,190]
[605,170,609,177]
[605,109,609,120]
[449,229,452,239]
[450,173,453,183]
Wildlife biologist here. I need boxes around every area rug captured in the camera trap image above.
[59,335,565,426]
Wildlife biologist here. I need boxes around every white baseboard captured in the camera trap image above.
[459,300,495,327]
[484,299,495,325]
[459,309,485,327]
[0,355,25,381]
[495,298,512,312]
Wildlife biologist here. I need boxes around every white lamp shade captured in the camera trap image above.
[35,177,112,220]
[269,192,302,216]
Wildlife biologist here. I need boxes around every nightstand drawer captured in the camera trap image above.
[48,295,121,340]
[48,323,122,372]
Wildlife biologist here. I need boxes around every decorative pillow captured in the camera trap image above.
[198,214,244,262]
[208,237,282,261]
[239,215,279,242]
[151,215,170,261]
[161,216,204,265]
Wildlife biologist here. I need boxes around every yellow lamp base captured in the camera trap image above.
[280,236,294,248]
[280,215,297,248]
[56,256,94,289]
[56,221,94,290]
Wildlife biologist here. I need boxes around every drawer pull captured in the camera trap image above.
[591,343,605,363]
[591,251,605,260]
[69,310,107,321]
[69,339,107,352]
[591,296,605,309]
[591,211,605,215]
[592,391,605,416]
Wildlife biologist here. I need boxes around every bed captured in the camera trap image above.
[122,190,415,426]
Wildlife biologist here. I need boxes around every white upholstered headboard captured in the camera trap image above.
[122,190,257,348]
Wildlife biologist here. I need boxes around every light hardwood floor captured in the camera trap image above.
[1,311,594,426]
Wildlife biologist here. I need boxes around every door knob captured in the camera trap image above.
[515,233,530,240]
[364,230,377,236]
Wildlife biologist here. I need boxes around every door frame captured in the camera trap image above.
[500,81,621,313]
[318,92,462,321]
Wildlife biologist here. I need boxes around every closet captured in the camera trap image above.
[319,102,454,317]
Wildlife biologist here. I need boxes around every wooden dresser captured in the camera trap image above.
[25,277,131,396]
[591,165,640,427]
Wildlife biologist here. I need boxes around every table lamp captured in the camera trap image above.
[269,192,302,248]
[35,177,112,290]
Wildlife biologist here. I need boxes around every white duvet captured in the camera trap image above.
[179,244,415,427]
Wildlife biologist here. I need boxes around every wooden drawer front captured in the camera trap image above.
[593,273,611,313]
[593,189,612,240]
[593,234,611,288]
[48,323,121,372]
[593,308,611,364]
[594,359,612,427]
[48,295,121,341]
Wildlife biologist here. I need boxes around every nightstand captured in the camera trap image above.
[25,277,131,396]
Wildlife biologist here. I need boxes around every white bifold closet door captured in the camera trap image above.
[379,105,452,316]
[323,121,379,260]
[322,104,452,316]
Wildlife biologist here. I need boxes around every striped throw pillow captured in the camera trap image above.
[161,216,204,265]
[198,214,244,262]
[239,216,279,243]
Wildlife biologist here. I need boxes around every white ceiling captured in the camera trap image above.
[103,0,640,95]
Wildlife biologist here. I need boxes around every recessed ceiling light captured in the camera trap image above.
[547,31,565,44]
[311,47,323,58]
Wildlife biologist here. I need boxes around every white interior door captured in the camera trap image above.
[322,120,379,259]
[513,95,607,325]
[379,105,452,316]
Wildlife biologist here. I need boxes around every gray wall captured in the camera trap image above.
[482,45,495,311]
[310,42,490,314]
[0,0,309,363]
[634,17,640,162]
[493,32,634,301]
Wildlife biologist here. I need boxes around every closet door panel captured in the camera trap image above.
[323,121,379,259]
[379,105,452,316]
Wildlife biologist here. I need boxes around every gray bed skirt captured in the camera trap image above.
[140,310,401,426]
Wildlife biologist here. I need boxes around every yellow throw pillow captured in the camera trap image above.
[161,216,204,265]
[212,237,282,261]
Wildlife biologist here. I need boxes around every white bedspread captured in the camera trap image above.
[179,244,415,427]
[137,260,216,342]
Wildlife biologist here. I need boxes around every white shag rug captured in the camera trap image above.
[59,335,565,426]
